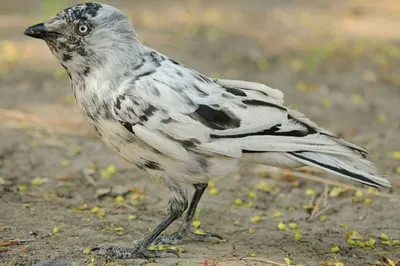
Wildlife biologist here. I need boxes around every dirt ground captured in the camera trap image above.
[1,1,400,265]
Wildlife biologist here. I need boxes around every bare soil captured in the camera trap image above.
[0,1,399,265]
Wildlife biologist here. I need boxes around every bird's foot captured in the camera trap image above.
[91,243,180,260]
[152,230,223,245]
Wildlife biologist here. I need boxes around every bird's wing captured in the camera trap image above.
[111,57,368,161]
[109,50,390,188]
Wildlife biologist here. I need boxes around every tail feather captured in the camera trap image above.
[288,109,369,156]
[287,151,391,188]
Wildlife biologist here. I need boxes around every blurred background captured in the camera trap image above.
[0,1,399,265]
[2,0,400,139]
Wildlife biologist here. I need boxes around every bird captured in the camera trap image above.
[24,2,391,260]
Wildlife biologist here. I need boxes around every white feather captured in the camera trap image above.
[287,152,391,187]
[133,124,189,161]
[214,78,284,104]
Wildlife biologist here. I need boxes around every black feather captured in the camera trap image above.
[223,86,247,97]
[210,124,312,139]
[242,99,286,111]
[191,104,241,130]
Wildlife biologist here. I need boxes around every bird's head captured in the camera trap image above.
[25,2,141,79]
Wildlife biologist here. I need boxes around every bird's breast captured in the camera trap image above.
[92,119,147,160]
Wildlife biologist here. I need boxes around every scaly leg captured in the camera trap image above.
[153,183,223,245]
[92,183,188,259]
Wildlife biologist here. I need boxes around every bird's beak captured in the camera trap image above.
[24,23,60,40]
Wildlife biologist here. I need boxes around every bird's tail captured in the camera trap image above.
[286,151,391,188]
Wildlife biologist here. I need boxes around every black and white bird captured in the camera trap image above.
[25,2,391,260]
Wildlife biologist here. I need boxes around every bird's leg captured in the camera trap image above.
[92,184,188,259]
[152,183,223,245]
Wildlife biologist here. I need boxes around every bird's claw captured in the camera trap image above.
[91,245,180,259]
[153,230,223,245]
[188,231,223,241]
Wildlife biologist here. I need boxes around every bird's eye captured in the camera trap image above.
[79,25,88,33]
[76,23,89,36]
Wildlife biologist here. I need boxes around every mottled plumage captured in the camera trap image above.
[25,2,391,260]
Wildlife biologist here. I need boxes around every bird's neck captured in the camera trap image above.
[62,38,143,83]
[68,47,145,109]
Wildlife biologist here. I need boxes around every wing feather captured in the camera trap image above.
[133,124,189,161]
[111,52,367,161]
[214,78,284,104]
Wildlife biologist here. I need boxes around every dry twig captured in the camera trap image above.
[0,239,35,247]
[82,168,98,187]
[308,198,353,222]
[242,257,306,266]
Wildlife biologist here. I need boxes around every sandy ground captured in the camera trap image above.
[1,1,400,265]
